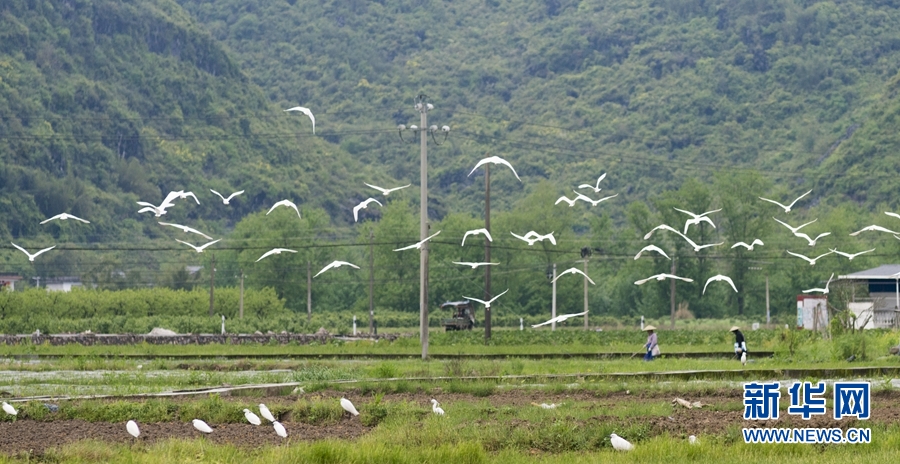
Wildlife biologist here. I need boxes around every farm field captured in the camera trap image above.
[0,328,898,462]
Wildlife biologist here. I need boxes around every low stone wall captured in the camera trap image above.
[0,332,401,346]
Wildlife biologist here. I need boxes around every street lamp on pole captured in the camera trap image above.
[398,95,450,360]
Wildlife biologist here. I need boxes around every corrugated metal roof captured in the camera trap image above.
[838,264,900,280]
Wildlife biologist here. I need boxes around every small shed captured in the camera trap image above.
[44,276,83,293]
[836,265,900,329]
[0,275,22,291]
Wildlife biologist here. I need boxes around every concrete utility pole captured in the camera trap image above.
[208,254,216,317]
[239,269,244,319]
[669,257,676,330]
[484,163,492,341]
[307,260,312,323]
[369,230,375,333]
[582,259,589,329]
[551,263,558,331]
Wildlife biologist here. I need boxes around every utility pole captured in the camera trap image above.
[306,260,312,323]
[369,230,375,334]
[551,263,557,331]
[208,254,216,317]
[239,269,244,319]
[765,274,770,327]
[583,259,589,329]
[484,163,492,341]
[669,257,676,330]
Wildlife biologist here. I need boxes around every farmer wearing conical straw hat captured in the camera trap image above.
[643,325,658,361]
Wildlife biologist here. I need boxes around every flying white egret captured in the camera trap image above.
[786,250,834,265]
[364,182,411,196]
[11,243,55,262]
[831,248,875,260]
[461,228,493,246]
[284,106,316,134]
[731,239,764,250]
[532,311,588,328]
[510,231,556,246]
[674,207,721,234]
[177,191,200,205]
[353,198,383,222]
[610,433,634,451]
[758,189,812,213]
[341,397,360,416]
[137,206,166,217]
[431,399,445,415]
[849,224,900,236]
[40,213,90,224]
[273,421,288,438]
[467,156,521,181]
[577,173,607,192]
[267,199,301,218]
[794,231,831,246]
[773,217,818,234]
[255,248,298,262]
[643,224,686,240]
[243,409,262,425]
[702,274,738,294]
[192,419,213,433]
[158,222,213,240]
[634,273,694,285]
[314,260,360,278]
[126,420,140,438]
[555,194,579,207]
[802,272,835,294]
[885,211,900,220]
[210,189,244,205]
[259,404,276,422]
[574,192,619,206]
[452,261,499,269]
[2,402,17,416]
[551,267,595,285]
[136,190,183,217]
[633,245,671,260]
[175,239,221,253]
[462,289,509,311]
[393,230,442,251]
[741,351,747,366]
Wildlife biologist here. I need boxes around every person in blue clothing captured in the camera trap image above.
[643,325,659,361]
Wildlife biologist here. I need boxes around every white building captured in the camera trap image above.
[44,276,83,292]
[837,265,900,329]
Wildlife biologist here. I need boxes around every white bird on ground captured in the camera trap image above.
[273,421,288,438]
[849,224,900,236]
[643,224,685,241]
[634,273,694,285]
[452,261,499,269]
[40,213,90,225]
[773,217,818,234]
[831,248,875,260]
[341,397,360,416]
[555,193,579,207]
[462,289,509,311]
[532,311,588,328]
[393,230,442,251]
[741,351,747,366]
[353,198,383,222]
[786,250,834,265]
[731,239,764,250]
[674,208,721,234]
[758,189,812,213]
[243,409,262,425]
[256,248,298,262]
[364,183,411,196]
[532,402,558,409]
[11,243,55,262]
[551,267,595,285]
[158,222,213,240]
[802,273,835,294]
[689,435,698,445]
[510,231,556,246]
[431,399,445,415]
[2,402,17,416]
[467,155,521,181]
[259,404,276,422]
[314,260,360,278]
[633,245,671,260]
[210,189,244,205]
[702,274,738,294]
[126,420,140,438]
[267,199,301,218]
[575,192,619,206]
[192,419,213,433]
[284,106,316,134]
[578,173,607,193]
[794,230,831,246]
[461,228,493,246]
[610,433,634,451]
[175,239,221,253]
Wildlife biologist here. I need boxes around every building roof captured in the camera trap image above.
[838,265,900,280]
[0,275,22,281]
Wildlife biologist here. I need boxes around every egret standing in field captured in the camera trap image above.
[192,419,213,433]
[2,402,17,416]
[273,421,288,438]
[610,433,634,451]
[126,420,140,438]
[341,397,360,416]
[431,399,445,415]
[243,408,262,425]
[259,404,276,422]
